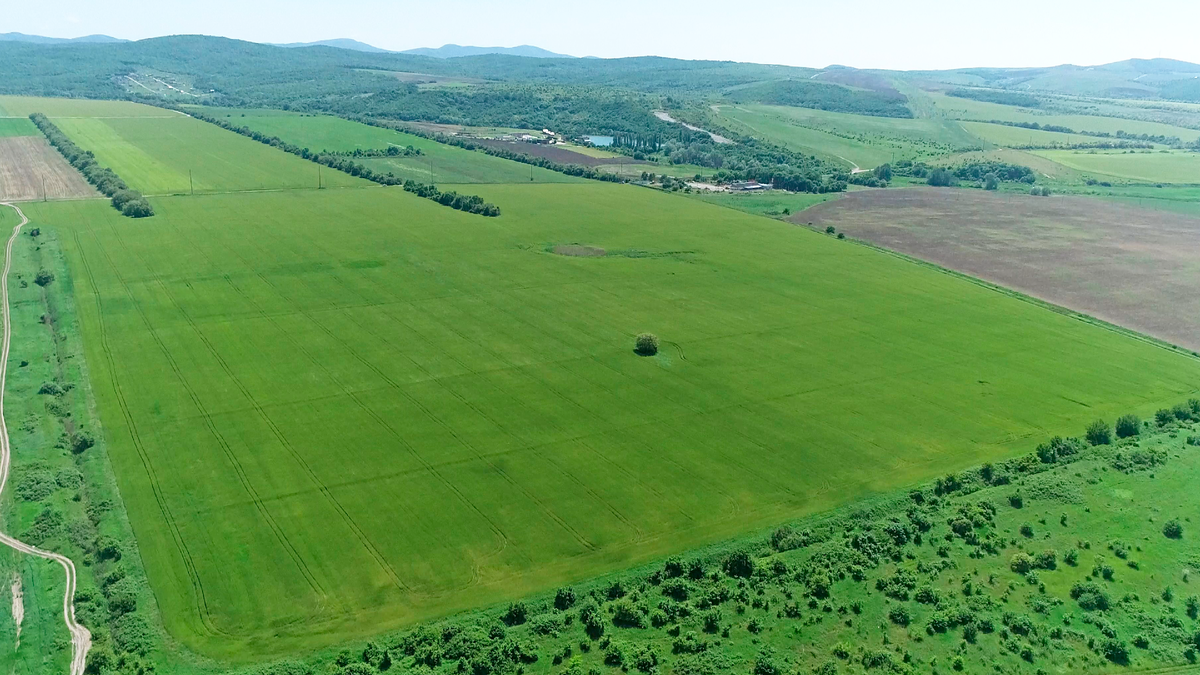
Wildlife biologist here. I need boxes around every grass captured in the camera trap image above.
[0,118,38,137]
[926,92,1200,142]
[183,106,581,184]
[273,416,1200,675]
[52,115,370,194]
[712,104,978,169]
[687,191,839,219]
[23,181,1200,662]
[0,96,179,119]
[958,121,1121,148]
[1032,149,1200,184]
[0,206,208,675]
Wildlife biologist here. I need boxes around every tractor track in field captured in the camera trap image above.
[0,202,92,675]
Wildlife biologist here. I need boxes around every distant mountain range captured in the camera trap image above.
[2,33,574,58]
[279,40,574,59]
[0,32,126,44]
[399,44,574,59]
[274,38,390,53]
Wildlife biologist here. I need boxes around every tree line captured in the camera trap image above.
[346,116,628,184]
[176,107,501,217]
[980,119,1184,146]
[28,113,154,218]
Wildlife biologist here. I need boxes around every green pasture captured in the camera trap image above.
[1033,149,1200,184]
[687,190,838,218]
[186,107,415,153]
[26,181,1200,660]
[713,104,976,169]
[958,120,1120,148]
[0,95,179,119]
[52,115,369,194]
[184,107,580,184]
[926,92,1200,141]
[0,117,38,136]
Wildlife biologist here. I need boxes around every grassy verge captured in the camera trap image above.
[0,207,212,675]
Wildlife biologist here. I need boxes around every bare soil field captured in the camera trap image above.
[472,139,651,167]
[0,136,97,201]
[797,188,1200,352]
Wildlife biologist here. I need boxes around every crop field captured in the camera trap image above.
[800,187,1200,352]
[1033,148,1200,183]
[51,115,369,194]
[0,117,39,137]
[712,104,979,168]
[0,95,179,119]
[185,107,581,184]
[24,181,1200,660]
[924,91,1200,141]
[958,121,1115,147]
[0,136,98,201]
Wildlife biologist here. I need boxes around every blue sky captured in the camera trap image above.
[8,0,1200,70]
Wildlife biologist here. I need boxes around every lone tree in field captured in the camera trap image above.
[984,173,1000,190]
[635,333,659,356]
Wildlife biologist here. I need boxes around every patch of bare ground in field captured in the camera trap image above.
[795,187,1200,352]
[0,137,97,201]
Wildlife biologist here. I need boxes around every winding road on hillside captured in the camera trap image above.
[0,202,91,675]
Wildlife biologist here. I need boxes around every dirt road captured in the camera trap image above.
[0,202,91,675]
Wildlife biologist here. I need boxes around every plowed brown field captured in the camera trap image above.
[797,188,1200,352]
[0,136,97,202]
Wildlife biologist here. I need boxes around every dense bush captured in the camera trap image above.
[947,88,1041,108]
[1163,519,1184,539]
[1115,414,1141,438]
[29,113,153,218]
[926,169,957,187]
[1085,419,1111,446]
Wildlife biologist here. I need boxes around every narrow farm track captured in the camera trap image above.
[0,202,92,675]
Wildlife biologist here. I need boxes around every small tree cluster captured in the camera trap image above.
[635,333,659,356]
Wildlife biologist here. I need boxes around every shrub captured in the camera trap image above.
[635,333,659,356]
[1085,419,1111,446]
[1020,523,1035,538]
[1163,519,1184,539]
[722,549,755,578]
[1174,403,1195,421]
[554,586,576,610]
[1010,552,1034,574]
[1100,639,1129,664]
[1156,408,1175,426]
[1070,581,1111,611]
[753,653,780,675]
[34,269,54,286]
[825,226,836,234]
[1035,549,1057,570]
[502,601,528,626]
[611,599,646,628]
[631,645,658,673]
[71,431,96,454]
[1115,414,1141,438]
[983,173,1000,190]
[530,612,563,636]
[888,605,911,626]
[927,169,957,187]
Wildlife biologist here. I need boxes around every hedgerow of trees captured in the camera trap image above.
[177,107,500,216]
[947,88,1042,108]
[29,113,154,218]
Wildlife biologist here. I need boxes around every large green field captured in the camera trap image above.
[712,104,980,169]
[0,117,38,136]
[52,115,369,194]
[184,106,581,184]
[1033,148,1200,183]
[24,181,1200,660]
[925,92,1200,141]
[0,95,180,118]
[958,120,1115,148]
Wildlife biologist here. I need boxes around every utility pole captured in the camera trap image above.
[318,165,323,190]
[189,170,194,196]
[430,159,434,183]
[530,164,534,182]
[41,173,47,202]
